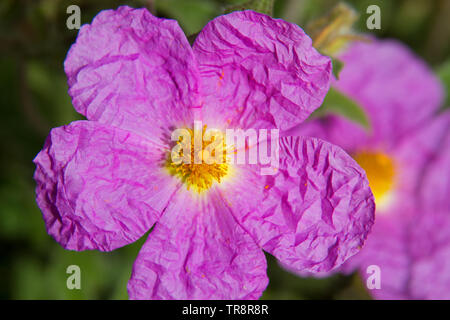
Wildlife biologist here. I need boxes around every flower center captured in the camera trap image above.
[353,151,395,206]
[167,125,229,193]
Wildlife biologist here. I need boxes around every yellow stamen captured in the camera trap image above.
[166,125,229,193]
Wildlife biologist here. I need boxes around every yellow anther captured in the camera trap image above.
[167,125,229,193]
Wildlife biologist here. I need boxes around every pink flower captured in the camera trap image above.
[291,39,449,299]
[33,7,374,299]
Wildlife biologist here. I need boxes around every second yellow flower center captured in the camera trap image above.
[353,151,395,206]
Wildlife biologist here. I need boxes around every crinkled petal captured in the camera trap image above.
[127,188,268,300]
[33,121,178,251]
[64,6,200,144]
[218,136,375,273]
[192,10,331,131]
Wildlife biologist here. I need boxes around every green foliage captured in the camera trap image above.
[27,61,82,126]
[155,0,219,35]
[332,58,344,79]
[224,0,275,16]
[311,87,371,130]
[437,59,450,108]
[261,254,357,299]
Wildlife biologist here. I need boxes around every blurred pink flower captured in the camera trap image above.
[33,7,375,299]
[290,39,449,299]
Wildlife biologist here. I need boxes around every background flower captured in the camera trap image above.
[290,38,449,299]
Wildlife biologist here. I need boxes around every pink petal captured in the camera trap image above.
[344,207,450,300]
[334,39,444,149]
[291,40,444,152]
[192,10,331,131]
[219,136,375,273]
[343,213,412,299]
[289,115,370,153]
[64,6,200,144]
[33,121,178,251]
[417,112,450,213]
[409,209,450,299]
[127,189,268,299]
[408,114,450,299]
[390,111,450,214]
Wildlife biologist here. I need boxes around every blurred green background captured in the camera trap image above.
[0,0,449,299]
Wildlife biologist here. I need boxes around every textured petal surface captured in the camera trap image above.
[218,136,374,273]
[33,121,178,251]
[128,188,268,300]
[64,6,200,144]
[193,10,331,131]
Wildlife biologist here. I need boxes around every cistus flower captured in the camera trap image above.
[290,39,450,299]
[33,6,375,299]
